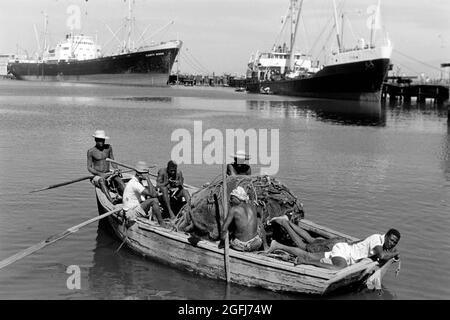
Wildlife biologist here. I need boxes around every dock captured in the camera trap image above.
[382,77,449,103]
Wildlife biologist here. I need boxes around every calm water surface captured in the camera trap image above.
[0,80,448,299]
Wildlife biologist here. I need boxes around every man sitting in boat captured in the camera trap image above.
[156,160,191,219]
[266,223,401,270]
[218,186,262,252]
[226,151,251,176]
[122,161,165,227]
[87,130,125,204]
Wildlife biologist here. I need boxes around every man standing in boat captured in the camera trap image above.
[219,186,262,252]
[226,150,251,176]
[87,130,125,204]
[123,161,165,227]
[157,160,191,219]
[266,221,401,270]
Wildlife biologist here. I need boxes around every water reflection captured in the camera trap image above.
[445,118,450,181]
[88,222,190,300]
[112,97,173,103]
[384,99,449,119]
[247,99,386,126]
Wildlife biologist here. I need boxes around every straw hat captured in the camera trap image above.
[230,186,249,202]
[135,161,149,173]
[231,150,250,160]
[92,130,109,140]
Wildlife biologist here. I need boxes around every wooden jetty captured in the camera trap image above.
[382,77,449,103]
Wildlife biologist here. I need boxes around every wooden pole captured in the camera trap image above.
[106,158,198,189]
[222,160,231,282]
[29,169,134,194]
[0,207,122,270]
[29,175,93,193]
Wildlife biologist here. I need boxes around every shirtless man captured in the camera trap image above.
[267,226,401,270]
[87,130,125,203]
[226,150,251,176]
[218,186,262,252]
[122,161,165,228]
[157,160,191,219]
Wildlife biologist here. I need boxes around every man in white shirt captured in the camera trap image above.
[267,228,401,270]
[123,161,165,227]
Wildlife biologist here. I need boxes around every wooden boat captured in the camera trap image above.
[94,173,393,295]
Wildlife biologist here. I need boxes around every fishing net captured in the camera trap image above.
[175,175,305,240]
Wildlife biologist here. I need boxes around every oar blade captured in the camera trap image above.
[0,207,122,271]
[29,187,50,194]
[29,175,93,194]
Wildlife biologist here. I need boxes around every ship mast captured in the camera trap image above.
[369,0,381,48]
[42,12,48,60]
[126,0,134,52]
[288,0,303,72]
[332,0,342,52]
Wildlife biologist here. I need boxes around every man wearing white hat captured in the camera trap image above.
[219,186,262,252]
[122,161,165,227]
[226,150,251,176]
[87,130,125,203]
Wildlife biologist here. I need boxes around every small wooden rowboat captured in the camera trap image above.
[94,173,393,295]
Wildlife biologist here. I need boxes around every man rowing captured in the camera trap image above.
[226,150,251,176]
[156,160,191,219]
[87,130,125,204]
[122,161,165,227]
[219,186,262,252]
[267,217,401,270]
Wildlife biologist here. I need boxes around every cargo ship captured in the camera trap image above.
[246,0,392,101]
[7,1,181,86]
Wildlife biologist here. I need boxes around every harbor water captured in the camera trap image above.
[0,80,448,299]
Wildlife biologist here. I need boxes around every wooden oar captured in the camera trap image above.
[106,158,156,172]
[106,158,198,189]
[0,207,122,270]
[29,169,135,194]
[30,175,93,193]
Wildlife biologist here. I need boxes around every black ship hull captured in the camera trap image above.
[7,45,180,86]
[246,58,390,101]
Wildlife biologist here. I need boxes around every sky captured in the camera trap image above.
[0,0,449,78]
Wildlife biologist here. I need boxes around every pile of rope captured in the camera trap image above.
[175,175,305,240]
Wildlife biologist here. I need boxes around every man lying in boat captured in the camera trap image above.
[267,217,400,270]
[268,215,349,253]
[157,160,191,219]
[122,161,166,228]
[218,186,263,252]
[226,150,251,176]
[87,130,125,204]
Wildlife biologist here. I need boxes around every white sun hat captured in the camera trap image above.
[230,186,249,202]
[92,130,109,140]
[231,150,250,160]
[135,161,149,173]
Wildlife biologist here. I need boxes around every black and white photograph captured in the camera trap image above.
[0,0,449,306]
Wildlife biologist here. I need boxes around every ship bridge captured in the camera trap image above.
[44,34,102,62]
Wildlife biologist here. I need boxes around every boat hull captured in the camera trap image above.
[246,58,390,101]
[8,44,180,86]
[93,176,386,295]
